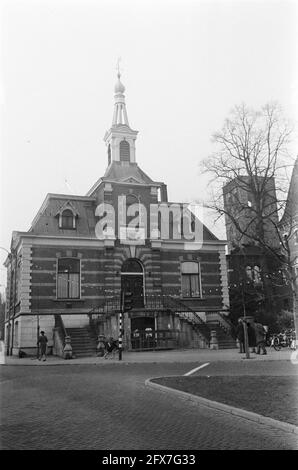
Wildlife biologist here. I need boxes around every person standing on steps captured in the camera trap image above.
[37,331,48,361]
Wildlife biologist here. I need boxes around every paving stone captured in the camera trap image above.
[0,363,297,450]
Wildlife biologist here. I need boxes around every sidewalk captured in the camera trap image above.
[1,347,295,366]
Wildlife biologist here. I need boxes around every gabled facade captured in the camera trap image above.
[4,73,232,357]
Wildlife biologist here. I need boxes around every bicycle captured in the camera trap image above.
[269,333,293,351]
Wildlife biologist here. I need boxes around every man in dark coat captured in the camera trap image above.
[37,331,48,361]
[254,321,267,355]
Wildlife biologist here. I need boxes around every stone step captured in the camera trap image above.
[72,352,97,357]
[72,347,96,351]
[66,327,98,357]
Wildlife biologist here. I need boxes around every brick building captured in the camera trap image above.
[4,73,233,357]
[279,156,298,325]
[223,173,291,326]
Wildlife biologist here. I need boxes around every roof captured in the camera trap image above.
[29,194,98,237]
[86,161,158,197]
[103,161,154,184]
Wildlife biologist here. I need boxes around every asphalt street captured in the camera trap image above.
[1,360,297,450]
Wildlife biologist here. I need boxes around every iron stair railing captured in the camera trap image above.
[88,294,214,344]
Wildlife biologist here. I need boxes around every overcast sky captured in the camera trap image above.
[1,0,298,293]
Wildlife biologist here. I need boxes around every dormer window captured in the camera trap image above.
[61,209,75,229]
[56,203,79,230]
[120,140,130,162]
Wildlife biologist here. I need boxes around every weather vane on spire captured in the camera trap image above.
[116,57,122,78]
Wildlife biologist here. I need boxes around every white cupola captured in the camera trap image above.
[104,71,138,166]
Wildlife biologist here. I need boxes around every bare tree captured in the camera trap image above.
[202,102,297,341]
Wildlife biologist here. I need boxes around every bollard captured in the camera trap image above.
[63,336,73,359]
[96,335,106,357]
[210,330,219,350]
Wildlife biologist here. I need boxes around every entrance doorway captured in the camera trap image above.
[121,259,144,308]
[131,316,155,350]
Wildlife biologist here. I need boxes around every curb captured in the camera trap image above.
[145,377,298,435]
[1,356,294,366]
[0,359,189,367]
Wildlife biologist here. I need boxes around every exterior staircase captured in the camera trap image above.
[67,327,97,357]
[88,295,237,352]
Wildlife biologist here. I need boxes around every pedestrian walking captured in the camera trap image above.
[254,320,267,355]
[37,331,48,361]
[235,318,244,353]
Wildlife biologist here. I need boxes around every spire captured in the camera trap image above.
[112,63,129,126]
[104,61,138,165]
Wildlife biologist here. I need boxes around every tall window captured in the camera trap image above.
[61,209,75,229]
[57,258,80,299]
[181,262,201,297]
[120,140,130,162]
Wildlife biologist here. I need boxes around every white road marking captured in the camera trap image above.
[184,362,210,376]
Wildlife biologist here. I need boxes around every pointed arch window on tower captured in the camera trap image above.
[120,140,130,162]
[108,144,111,165]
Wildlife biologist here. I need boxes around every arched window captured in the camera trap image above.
[121,258,143,273]
[245,266,253,280]
[181,261,201,298]
[57,258,80,299]
[120,140,130,162]
[121,259,144,308]
[126,193,138,206]
[61,209,75,229]
[246,265,262,285]
[253,265,262,284]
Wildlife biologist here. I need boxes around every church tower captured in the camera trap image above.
[104,72,138,166]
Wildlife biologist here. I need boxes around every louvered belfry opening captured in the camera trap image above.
[120,140,130,162]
